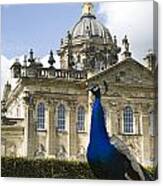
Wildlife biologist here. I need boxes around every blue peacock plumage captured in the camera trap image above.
[87,84,153,180]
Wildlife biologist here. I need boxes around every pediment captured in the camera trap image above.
[87,58,154,88]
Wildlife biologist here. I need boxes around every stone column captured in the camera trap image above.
[141,104,150,166]
[46,100,57,157]
[87,91,93,144]
[23,97,37,158]
[108,101,121,135]
[134,104,142,135]
[110,105,119,135]
[116,107,122,135]
[134,112,140,134]
[69,102,77,160]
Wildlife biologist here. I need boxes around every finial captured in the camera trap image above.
[6,81,11,86]
[30,49,34,59]
[82,2,94,15]
[61,38,63,45]
[15,58,19,63]
[24,55,27,62]
[113,35,117,46]
[23,55,27,66]
[48,50,56,67]
[67,30,71,40]
[28,49,35,63]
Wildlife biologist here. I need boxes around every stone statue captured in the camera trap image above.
[122,35,129,52]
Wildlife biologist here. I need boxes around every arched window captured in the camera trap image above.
[123,106,133,133]
[77,106,85,131]
[57,104,65,131]
[37,103,45,129]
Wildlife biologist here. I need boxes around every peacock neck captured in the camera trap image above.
[89,97,110,146]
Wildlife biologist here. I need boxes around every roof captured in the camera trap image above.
[87,57,153,82]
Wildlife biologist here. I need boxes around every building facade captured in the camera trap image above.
[1,3,157,168]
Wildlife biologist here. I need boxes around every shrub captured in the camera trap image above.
[1,157,95,179]
[1,157,157,180]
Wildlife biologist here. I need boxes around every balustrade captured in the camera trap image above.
[22,68,87,80]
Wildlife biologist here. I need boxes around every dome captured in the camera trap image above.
[72,15,111,40]
[71,3,112,40]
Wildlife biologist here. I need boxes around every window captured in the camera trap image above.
[123,106,133,133]
[57,104,65,131]
[77,106,85,131]
[37,103,45,129]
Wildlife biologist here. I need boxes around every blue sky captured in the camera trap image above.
[1,3,99,58]
[1,1,153,60]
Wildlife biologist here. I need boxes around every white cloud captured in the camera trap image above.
[1,55,12,98]
[97,1,153,62]
[41,54,60,69]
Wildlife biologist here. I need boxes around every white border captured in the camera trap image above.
[0,0,162,185]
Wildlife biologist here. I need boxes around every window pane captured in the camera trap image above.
[77,106,85,131]
[37,103,45,129]
[57,104,65,130]
[123,106,133,133]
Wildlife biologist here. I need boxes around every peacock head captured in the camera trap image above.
[89,84,101,99]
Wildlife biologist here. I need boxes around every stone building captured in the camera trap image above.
[1,3,157,167]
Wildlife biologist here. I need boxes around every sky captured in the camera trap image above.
[1,0,153,95]
[98,1,154,62]
[1,3,82,58]
[1,1,153,59]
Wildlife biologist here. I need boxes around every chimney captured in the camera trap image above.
[143,49,156,72]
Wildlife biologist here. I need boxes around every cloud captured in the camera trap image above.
[41,54,60,69]
[1,55,12,97]
[97,1,153,62]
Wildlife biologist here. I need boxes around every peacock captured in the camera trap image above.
[87,84,154,180]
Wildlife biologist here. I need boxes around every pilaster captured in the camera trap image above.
[23,95,37,157]
[68,102,77,159]
[141,104,150,166]
[46,100,57,156]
